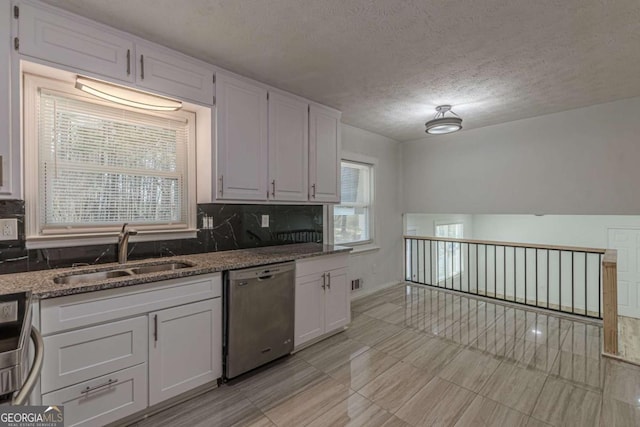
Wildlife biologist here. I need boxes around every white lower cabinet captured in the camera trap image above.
[39,273,222,427]
[41,363,147,427]
[323,268,350,332]
[148,298,221,406]
[41,316,148,394]
[294,274,326,345]
[295,254,350,348]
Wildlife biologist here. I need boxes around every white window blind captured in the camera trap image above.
[37,88,190,234]
[334,160,373,245]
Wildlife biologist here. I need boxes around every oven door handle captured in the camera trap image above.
[12,326,44,406]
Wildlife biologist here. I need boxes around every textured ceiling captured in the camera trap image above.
[42,0,640,141]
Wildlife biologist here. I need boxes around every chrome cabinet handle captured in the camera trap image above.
[219,175,224,196]
[321,273,326,289]
[154,314,158,342]
[327,272,331,289]
[140,54,145,79]
[311,183,316,198]
[271,180,276,197]
[82,378,118,394]
[126,49,131,75]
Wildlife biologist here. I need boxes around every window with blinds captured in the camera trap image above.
[24,73,195,240]
[334,160,373,245]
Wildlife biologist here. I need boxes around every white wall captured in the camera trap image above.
[340,124,403,295]
[405,214,473,238]
[471,215,640,249]
[405,213,640,250]
[402,97,640,215]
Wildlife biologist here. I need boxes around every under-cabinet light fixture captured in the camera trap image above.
[75,77,182,111]
[425,105,462,135]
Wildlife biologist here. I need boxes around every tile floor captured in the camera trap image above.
[128,283,640,427]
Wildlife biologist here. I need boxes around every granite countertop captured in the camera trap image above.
[0,243,352,299]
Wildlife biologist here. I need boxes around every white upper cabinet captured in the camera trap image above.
[136,43,214,105]
[0,3,13,198]
[268,91,309,202]
[309,104,341,203]
[17,2,135,82]
[216,72,268,201]
[15,2,215,105]
[11,2,343,204]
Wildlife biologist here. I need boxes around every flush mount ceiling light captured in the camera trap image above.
[75,77,182,111]
[425,105,462,135]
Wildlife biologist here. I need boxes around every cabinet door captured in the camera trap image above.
[309,104,341,203]
[136,44,214,105]
[18,3,134,82]
[324,267,351,332]
[148,299,221,406]
[294,274,325,347]
[268,92,309,202]
[216,73,268,200]
[0,2,11,197]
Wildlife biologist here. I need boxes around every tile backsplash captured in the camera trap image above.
[0,200,323,274]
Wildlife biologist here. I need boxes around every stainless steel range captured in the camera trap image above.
[0,292,43,405]
[0,292,31,401]
[224,262,295,379]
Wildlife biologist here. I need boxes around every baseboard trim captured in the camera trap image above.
[602,351,640,367]
[107,380,220,427]
[351,281,402,301]
[292,327,347,353]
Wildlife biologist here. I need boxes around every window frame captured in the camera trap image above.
[434,221,464,282]
[23,71,198,249]
[329,152,376,248]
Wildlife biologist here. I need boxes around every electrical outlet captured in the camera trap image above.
[261,215,269,228]
[0,218,18,241]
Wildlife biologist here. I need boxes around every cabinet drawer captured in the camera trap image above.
[41,273,221,334]
[41,316,147,393]
[296,254,349,278]
[42,363,147,427]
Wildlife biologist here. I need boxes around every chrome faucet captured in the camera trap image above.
[118,223,138,264]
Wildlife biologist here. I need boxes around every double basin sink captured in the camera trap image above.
[54,262,191,285]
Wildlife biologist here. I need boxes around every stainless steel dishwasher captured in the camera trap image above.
[224,262,295,379]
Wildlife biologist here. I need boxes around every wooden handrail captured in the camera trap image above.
[403,235,607,254]
[602,249,618,355]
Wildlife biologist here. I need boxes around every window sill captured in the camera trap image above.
[346,244,380,255]
[26,229,198,249]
